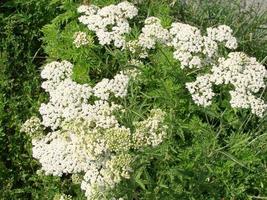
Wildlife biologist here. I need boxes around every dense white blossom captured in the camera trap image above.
[170,23,237,69]
[186,52,267,117]
[93,71,130,100]
[77,3,238,71]
[78,2,138,48]
[104,127,132,152]
[138,17,171,49]
[77,5,99,16]
[22,58,169,200]
[80,101,116,129]
[186,74,215,106]
[206,25,238,49]
[40,78,92,129]
[39,61,131,130]
[32,131,90,176]
[81,100,121,129]
[41,60,73,92]
[169,22,203,69]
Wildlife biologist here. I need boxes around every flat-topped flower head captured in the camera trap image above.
[186,52,267,117]
[78,1,138,48]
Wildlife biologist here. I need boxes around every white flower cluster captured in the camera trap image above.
[81,100,122,130]
[21,59,168,199]
[32,131,89,176]
[78,2,138,48]
[73,31,89,48]
[186,52,267,117]
[40,78,92,129]
[123,15,237,69]
[138,17,171,50]
[185,74,215,107]
[133,109,168,148]
[170,23,203,69]
[31,112,166,199]
[39,61,130,130]
[170,23,238,69]
[76,109,167,199]
[22,2,266,200]
[126,17,171,58]
[206,25,238,50]
[93,71,130,100]
[40,60,73,92]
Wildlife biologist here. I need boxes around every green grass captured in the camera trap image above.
[0,0,266,199]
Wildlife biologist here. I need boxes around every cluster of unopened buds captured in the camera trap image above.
[73,31,91,48]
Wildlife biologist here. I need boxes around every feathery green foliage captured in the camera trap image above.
[0,0,266,199]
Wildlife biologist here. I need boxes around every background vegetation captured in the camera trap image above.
[0,0,266,199]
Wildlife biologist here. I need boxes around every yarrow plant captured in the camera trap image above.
[22,59,168,199]
[21,1,267,199]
